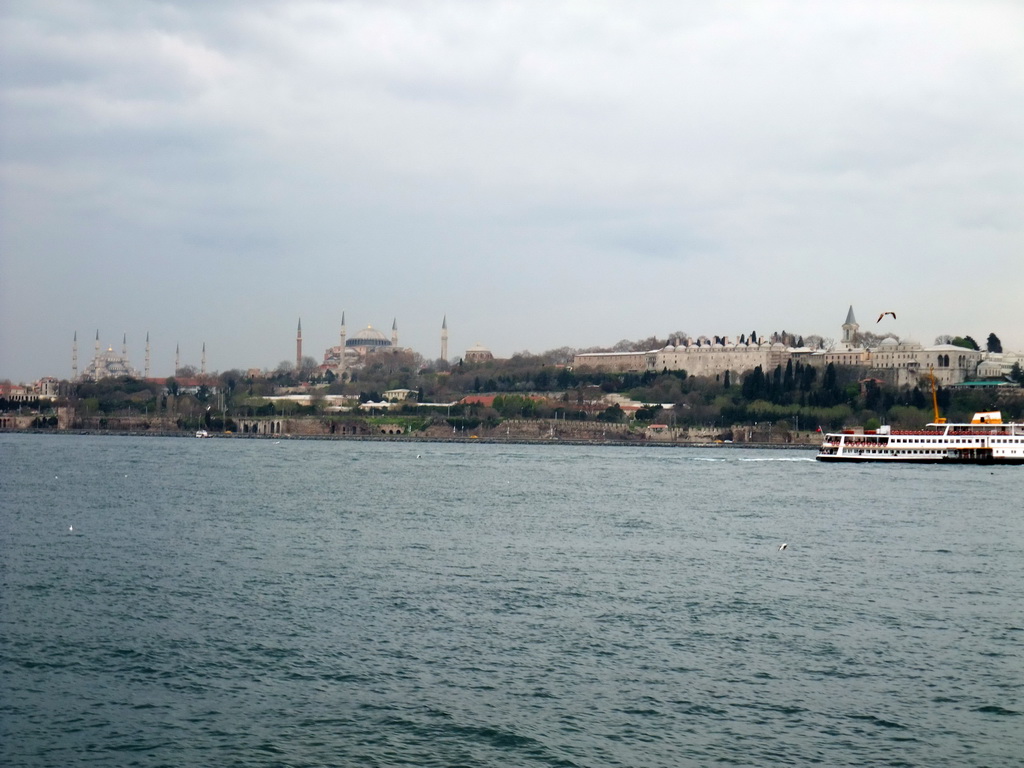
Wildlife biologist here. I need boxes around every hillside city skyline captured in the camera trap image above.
[2,307,1017,386]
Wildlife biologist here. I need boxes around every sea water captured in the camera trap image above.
[1,433,1021,767]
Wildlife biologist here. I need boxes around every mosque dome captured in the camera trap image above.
[880,337,898,347]
[347,326,391,348]
[83,346,140,380]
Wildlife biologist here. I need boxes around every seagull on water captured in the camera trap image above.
[778,542,788,551]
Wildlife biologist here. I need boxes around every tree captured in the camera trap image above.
[597,404,625,422]
[295,356,320,381]
[986,333,1002,353]
[1011,362,1024,386]
[951,336,980,351]
[935,335,953,345]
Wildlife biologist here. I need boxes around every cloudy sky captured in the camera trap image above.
[2,0,1022,382]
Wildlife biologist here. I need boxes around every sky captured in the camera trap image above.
[2,0,1022,383]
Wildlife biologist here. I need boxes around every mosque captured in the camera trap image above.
[74,331,210,381]
[77,331,142,381]
[316,314,451,376]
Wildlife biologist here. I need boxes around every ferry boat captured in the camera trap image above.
[817,411,1024,464]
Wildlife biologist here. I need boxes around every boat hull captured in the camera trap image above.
[816,455,1024,464]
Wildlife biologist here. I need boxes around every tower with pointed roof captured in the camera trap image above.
[842,305,859,346]
[72,331,79,380]
[441,315,448,363]
[145,333,151,379]
[296,318,303,371]
[391,318,398,347]
[201,342,207,375]
[337,311,347,378]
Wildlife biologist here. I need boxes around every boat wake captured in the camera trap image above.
[738,457,816,462]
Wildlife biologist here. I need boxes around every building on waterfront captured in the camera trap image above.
[816,306,871,367]
[572,306,984,388]
[825,307,983,387]
[573,337,780,378]
[977,350,1023,380]
[867,338,982,387]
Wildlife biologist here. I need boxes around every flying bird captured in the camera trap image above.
[778,542,788,551]
[876,311,896,323]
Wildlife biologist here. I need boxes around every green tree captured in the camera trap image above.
[597,404,625,422]
[951,336,980,351]
[1010,362,1024,385]
[986,333,1002,353]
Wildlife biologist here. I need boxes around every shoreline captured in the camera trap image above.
[0,428,820,450]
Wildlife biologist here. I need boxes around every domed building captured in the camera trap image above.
[464,343,494,363]
[348,325,393,350]
[81,332,140,380]
[321,315,403,375]
[318,313,452,377]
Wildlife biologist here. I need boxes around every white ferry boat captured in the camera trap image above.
[817,411,1024,464]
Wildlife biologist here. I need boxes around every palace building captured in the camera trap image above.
[572,306,984,387]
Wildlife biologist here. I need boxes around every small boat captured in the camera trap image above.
[817,411,1024,464]
[195,429,210,438]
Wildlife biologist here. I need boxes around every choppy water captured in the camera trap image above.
[1,433,1022,767]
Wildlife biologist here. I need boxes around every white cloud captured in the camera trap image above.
[2,0,1023,380]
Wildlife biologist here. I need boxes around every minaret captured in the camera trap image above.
[145,333,151,379]
[94,330,100,359]
[201,342,207,375]
[296,318,303,370]
[338,311,347,378]
[391,318,398,348]
[72,331,79,381]
[175,343,180,376]
[441,315,448,363]
[842,305,859,346]
[121,332,127,357]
